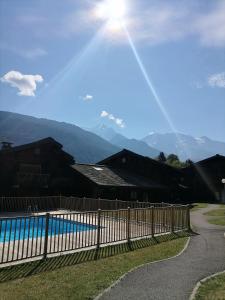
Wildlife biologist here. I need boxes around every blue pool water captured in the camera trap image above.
[0,216,97,242]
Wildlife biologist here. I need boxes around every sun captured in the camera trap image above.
[94,0,127,32]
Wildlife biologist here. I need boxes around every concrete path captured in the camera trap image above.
[98,205,225,300]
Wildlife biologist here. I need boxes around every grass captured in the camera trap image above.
[0,232,189,300]
[191,203,208,211]
[204,207,225,226]
[194,272,225,300]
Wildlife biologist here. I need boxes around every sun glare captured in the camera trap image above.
[94,0,127,31]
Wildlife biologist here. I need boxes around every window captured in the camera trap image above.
[19,164,41,174]
[130,191,137,199]
[93,167,103,171]
[122,157,126,163]
[143,192,149,201]
[34,148,40,155]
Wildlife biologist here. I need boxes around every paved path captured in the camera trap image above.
[98,205,225,300]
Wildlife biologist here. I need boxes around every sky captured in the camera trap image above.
[0,0,225,142]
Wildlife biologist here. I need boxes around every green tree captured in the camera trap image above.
[184,159,193,167]
[167,154,179,162]
[157,152,167,162]
[166,154,185,168]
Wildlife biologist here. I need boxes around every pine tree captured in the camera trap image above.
[157,152,167,162]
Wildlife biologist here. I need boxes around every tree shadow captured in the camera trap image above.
[0,231,190,283]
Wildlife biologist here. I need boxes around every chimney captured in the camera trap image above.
[1,141,13,150]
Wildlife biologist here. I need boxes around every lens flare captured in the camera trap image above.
[94,0,127,32]
[95,0,127,20]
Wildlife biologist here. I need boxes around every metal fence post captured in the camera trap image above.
[96,209,101,251]
[127,207,131,246]
[151,206,155,237]
[171,206,174,233]
[43,213,50,259]
[116,198,118,210]
[162,207,166,229]
[186,205,191,231]
[83,197,85,211]
[115,199,118,219]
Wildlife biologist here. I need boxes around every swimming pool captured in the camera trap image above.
[0,216,97,243]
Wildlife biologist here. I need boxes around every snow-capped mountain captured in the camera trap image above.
[142,133,225,161]
[91,124,160,158]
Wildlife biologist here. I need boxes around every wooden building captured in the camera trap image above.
[0,138,189,202]
[71,163,166,201]
[0,137,75,196]
[98,149,188,202]
[183,154,225,203]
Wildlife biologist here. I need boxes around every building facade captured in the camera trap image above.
[99,149,188,202]
[183,154,225,203]
[0,138,75,196]
[71,163,166,202]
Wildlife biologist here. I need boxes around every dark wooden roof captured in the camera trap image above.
[0,137,74,162]
[195,154,225,165]
[71,163,165,189]
[99,149,183,174]
[7,137,62,152]
[183,154,225,171]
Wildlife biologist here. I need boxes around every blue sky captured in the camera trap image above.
[0,0,225,141]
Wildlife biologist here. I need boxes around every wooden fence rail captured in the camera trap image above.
[0,205,190,265]
[0,196,169,213]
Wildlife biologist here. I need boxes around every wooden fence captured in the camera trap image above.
[0,205,190,265]
[0,196,168,213]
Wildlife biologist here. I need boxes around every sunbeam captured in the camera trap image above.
[123,26,177,134]
[16,26,107,115]
[123,25,215,195]
[36,26,107,99]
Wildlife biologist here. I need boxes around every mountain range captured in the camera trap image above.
[0,111,225,163]
[91,124,160,158]
[0,111,120,163]
[142,132,225,161]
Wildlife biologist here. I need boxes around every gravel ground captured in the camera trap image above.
[98,205,225,300]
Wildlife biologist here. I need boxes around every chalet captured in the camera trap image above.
[98,149,188,202]
[0,137,75,196]
[0,138,189,202]
[70,163,166,201]
[183,154,225,203]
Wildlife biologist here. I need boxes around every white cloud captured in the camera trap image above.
[131,4,190,45]
[83,94,93,101]
[100,110,125,128]
[100,110,109,117]
[1,70,44,96]
[131,1,225,47]
[0,42,47,59]
[14,1,225,48]
[108,114,115,120]
[22,48,47,59]
[194,2,225,47]
[60,1,225,48]
[208,72,225,88]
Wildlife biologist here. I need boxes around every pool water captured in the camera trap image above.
[0,216,97,242]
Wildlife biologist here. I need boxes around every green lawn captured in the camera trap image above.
[191,203,208,211]
[0,233,188,300]
[194,273,225,300]
[204,207,225,226]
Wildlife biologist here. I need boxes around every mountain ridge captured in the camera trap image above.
[1,111,224,163]
[142,132,225,161]
[91,124,160,158]
[0,111,120,163]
